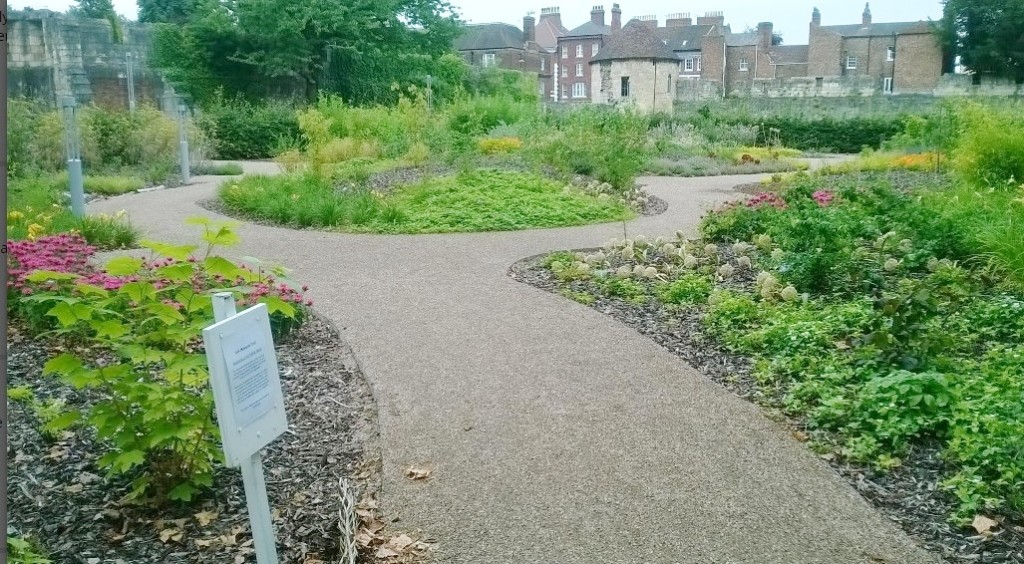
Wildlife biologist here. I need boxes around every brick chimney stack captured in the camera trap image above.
[757,21,773,50]
[696,11,724,28]
[634,14,658,29]
[591,5,605,26]
[811,7,821,28]
[666,13,692,27]
[524,12,536,44]
[862,2,872,25]
[539,6,563,31]
[611,3,622,31]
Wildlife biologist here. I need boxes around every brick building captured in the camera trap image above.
[454,21,549,96]
[554,5,620,102]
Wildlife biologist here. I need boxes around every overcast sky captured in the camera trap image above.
[11,0,943,45]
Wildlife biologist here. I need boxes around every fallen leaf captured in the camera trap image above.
[388,534,414,551]
[972,515,999,534]
[87,558,100,564]
[404,465,432,480]
[357,497,378,510]
[355,532,374,547]
[375,547,400,559]
[195,538,216,549]
[159,528,184,543]
[77,472,102,484]
[356,508,375,519]
[365,519,386,534]
[65,483,84,493]
[194,510,218,526]
[791,431,809,442]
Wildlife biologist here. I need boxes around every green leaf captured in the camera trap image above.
[46,302,87,327]
[141,240,198,261]
[202,225,240,247]
[105,256,144,276]
[90,319,129,339]
[144,302,186,324]
[262,295,296,318]
[163,355,209,384]
[155,263,196,283]
[42,411,81,433]
[24,270,80,283]
[168,481,199,501]
[75,283,110,297]
[119,281,157,304]
[43,353,84,376]
[113,450,146,473]
[184,216,212,226]
[203,256,242,279]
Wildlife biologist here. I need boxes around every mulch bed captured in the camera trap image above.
[510,251,1024,564]
[7,315,384,564]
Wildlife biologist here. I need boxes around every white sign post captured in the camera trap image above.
[203,293,288,564]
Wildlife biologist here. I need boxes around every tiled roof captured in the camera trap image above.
[455,23,524,51]
[535,17,567,50]
[767,45,809,65]
[725,31,759,47]
[591,19,679,63]
[820,21,931,37]
[564,20,612,38]
[657,25,715,51]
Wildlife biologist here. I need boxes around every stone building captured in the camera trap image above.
[590,18,679,112]
[554,5,619,102]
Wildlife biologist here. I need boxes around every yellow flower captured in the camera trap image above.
[8,210,24,222]
[26,223,45,240]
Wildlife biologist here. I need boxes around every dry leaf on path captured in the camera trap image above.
[387,534,414,551]
[365,519,386,534]
[355,532,374,547]
[404,466,432,480]
[65,483,84,493]
[375,547,400,559]
[195,538,216,549]
[159,528,184,543]
[972,515,999,534]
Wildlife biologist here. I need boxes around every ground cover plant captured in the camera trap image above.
[523,104,1024,560]
[6,218,310,504]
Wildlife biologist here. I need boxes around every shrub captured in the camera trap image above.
[12,220,309,503]
[198,98,300,159]
[478,136,523,154]
[657,274,713,304]
[193,162,244,176]
[951,104,1024,188]
[84,175,145,195]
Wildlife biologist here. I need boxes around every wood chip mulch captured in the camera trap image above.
[7,314,392,564]
[510,250,1024,564]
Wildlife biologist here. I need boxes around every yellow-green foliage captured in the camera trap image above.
[952,103,1024,188]
[313,137,381,164]
[821,151,942,174]
[404,142,431,166]
[728,146,801,164]
[478,137,523,154]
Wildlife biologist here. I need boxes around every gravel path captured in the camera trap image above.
[90,162,936,564]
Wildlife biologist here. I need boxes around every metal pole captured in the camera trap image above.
[212,293,279,564]
[126,52,136,112]
[62,96,85,217]
[178,101,190,184]
[426,74,432,113]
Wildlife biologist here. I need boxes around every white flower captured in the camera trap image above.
[615,266,632,278]
[662,244,676,256]
[633,265,645,276]
[683,255,699,269]
[704,243,719,256]
[732,242,752,256]
[760,286,775,300]
[550,261,566,272]
[634,234,649,247]
[642,266,660,279]
[620,246,635,260]
[574,252,587,262]
[592,251,607,263]
[754,234,772,250]
[780,285,799,301]
[771,248,784,261]
[736,256,752,269]
[654,236,667,247]
[574,262,591,273]
[717,264,735,278]
[884,258,900,272]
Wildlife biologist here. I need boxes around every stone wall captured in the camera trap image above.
[7,10,171,109]
[591,58,675,113]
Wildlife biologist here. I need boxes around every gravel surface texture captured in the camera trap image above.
[83,162,940,563]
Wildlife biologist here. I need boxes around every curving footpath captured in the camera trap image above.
[91,163,936,564]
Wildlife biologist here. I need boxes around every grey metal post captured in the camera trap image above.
[126,52,136,112]
[178,101,191,184]
[61,96,85,217]
[426,74,433,113]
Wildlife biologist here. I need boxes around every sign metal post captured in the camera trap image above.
[61,96,85,217]
[204,293,287,564]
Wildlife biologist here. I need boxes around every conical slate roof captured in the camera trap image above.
[591,19,679,63]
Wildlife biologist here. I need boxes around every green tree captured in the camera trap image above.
[75,0,115,18]
[941,0,1024,83]
[138,0,193,23]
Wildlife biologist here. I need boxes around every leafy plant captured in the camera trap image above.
[7,536,51,564]
[657,274,713,305]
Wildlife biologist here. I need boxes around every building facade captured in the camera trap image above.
[554,5,619,102]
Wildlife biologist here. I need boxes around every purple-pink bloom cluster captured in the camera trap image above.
[746,192,788,210]
[812,190,836,207]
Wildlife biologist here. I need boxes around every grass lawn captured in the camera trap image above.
[219,169,634,234]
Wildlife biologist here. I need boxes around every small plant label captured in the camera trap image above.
[203,303,287,467]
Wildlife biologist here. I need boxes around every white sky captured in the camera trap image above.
[11,0,943,45]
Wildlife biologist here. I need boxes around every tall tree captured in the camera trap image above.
[75,0,116,18]
[941,0,1024,83]
[138,0,193,24]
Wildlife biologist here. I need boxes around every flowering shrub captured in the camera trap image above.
[746,191,787,210]
[812,190,836,207]
[12,218,310,503]
[477,136,523,155]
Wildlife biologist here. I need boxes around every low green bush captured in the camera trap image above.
[193,162,244,176]
[198,97,300,159]
[951,103,1024,189]
[657,274,713,304]
[84,175,145,195]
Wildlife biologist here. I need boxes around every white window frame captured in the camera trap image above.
[883,77,893,93]
[572,82,586,98]
[541,58,546,71]
[684,58,694,72]
[561,65,568,77]
[887,47,895,62]
[576,44,583,58]
[592,43,599,56]
[482,53,496,68]
[696,56,702,72]
[846,56,858,70]
[575,63,583,77]
[562,46,567,59]
[739,58,749,72]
